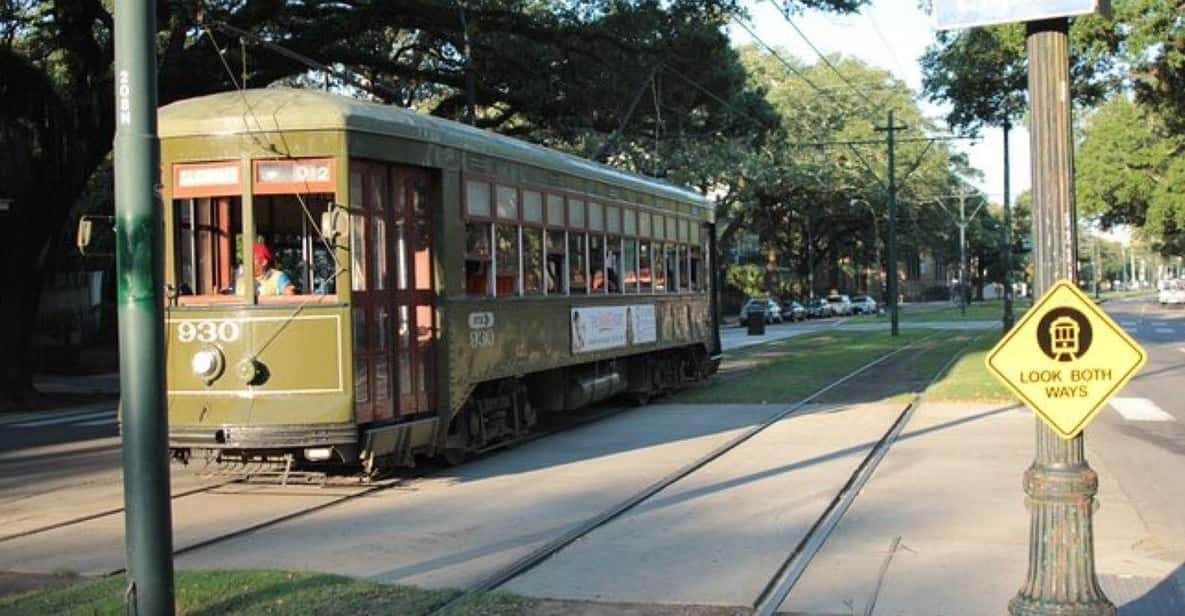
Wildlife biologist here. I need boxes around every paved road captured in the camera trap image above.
[1087,295,1185,562]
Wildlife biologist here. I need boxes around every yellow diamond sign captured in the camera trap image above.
[986,279,1146,439]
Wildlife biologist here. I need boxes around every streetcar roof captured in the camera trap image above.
[159,88,711,212]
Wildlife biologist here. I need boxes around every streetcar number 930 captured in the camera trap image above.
[176,320,241,344]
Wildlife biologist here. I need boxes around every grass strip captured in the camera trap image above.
[926,333,1018,402]
[675,330,931,404]
[847,298,1034,324]
[0,570,525,616]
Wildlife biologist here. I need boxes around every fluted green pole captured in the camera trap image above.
[1009,18,1113,616]
[115,1,175,613]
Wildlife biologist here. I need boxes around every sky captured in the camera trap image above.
[726,0,1031,205]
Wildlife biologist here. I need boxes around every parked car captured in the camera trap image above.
[804,297,832,319]
[826,294,853,316]
[850,294,879,315]
[1159,280,1185,305]
[738,298,783,326]
[781,300,807,321]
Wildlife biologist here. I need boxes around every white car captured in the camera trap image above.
[1159,280,1185,305]
[826,294,853,316]
[849,295,879,315]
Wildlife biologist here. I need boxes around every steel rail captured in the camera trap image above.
[0,479,242,544]
[428,332,941,615]
[751,332,985,616]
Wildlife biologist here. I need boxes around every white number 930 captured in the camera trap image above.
[176,320,241,344]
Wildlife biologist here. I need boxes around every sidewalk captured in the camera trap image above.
[780,401,1185,615]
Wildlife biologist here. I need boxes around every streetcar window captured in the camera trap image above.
[173,197,243,299]
[524,227,544,295]
[638,211,651,239]
[623,238,638,294]
[496,185,518,219]
[623,208,637,236]
[253,194,337,296]
[569,232,588,294]
[676,245,688,292]
[653,243,667,292]
[465,222,492,296]
[350,213,367,291]
[466,180,491,216]
[639,241,652,293]
[547,230,566,294]
[569,199,585,228]
[588,202,604,232]
[607,236,623,294]
[606,206,621,235]
[546,194,565,226]
[523,191,543,223]
[590,234,605,293]
[495,224,518,296]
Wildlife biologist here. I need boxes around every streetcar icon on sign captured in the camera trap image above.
[1037,307,1093,362]
[1049,316,1083,361]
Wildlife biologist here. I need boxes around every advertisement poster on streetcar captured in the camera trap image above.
[571,304,657,354]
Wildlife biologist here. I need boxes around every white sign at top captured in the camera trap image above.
[934,0,1109,31]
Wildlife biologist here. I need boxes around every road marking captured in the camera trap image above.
[1120,321,1138,329]
[1154,327,1174,334]
[1110,397,1175,422]
[6,409,116,429]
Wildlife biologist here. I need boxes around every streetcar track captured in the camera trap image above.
[752,333,981,615]
[427,332,943,615]
[0,479,243,544]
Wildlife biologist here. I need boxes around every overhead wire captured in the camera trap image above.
[764,0,880,111]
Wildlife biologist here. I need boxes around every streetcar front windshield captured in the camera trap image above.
[173,193,338,304]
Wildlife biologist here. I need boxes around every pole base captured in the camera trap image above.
[1008,595,1116,616]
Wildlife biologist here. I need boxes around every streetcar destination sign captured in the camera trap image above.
[934,1,1109,31]
[985,280,1145,439]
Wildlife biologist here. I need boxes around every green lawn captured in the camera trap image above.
[849,298,1033,323]
[0,570,525,616]
[926,333,1018,402]
[676,329,931,404]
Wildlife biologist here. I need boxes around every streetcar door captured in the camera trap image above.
[349,163,395,424]
[391,167,437,417]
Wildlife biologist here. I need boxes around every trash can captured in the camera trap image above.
[747,310,765,335]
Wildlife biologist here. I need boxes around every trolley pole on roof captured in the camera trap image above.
[114,1,175,614]
[1009,17,1113,615]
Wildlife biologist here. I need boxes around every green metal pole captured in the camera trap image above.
[886,110,899,336]
[114,1,175,614]
[1003,122,1014,331]
[1009,18,1113,616]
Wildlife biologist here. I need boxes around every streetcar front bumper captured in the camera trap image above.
[169,422,358,450]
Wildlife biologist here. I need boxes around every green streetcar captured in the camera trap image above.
[155,88,720,475]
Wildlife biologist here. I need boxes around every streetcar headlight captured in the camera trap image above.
[191,347,224,382]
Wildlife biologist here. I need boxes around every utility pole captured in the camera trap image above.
[1009,17,1113,616]
[959,194,967,315]
[1093,235,1101,299]
[806,215,815,300]
[458,4,476,126]
[875,110,905,336]
[1002,122,1015,330]
[115,1,175,614]
[933,191,985,317]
